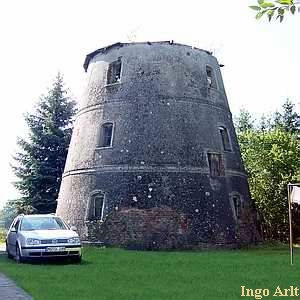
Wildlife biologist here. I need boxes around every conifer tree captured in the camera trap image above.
[272,99,299,134]
[12,73,76,213]
[234,109,254,133]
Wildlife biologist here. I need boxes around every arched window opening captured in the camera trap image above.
[89,192,105,221]
[230,193,243,221]
[232,195,240,218]
[219,126,231,151]
[99,123,114,148]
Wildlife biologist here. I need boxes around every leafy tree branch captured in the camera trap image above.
[250,0,300,22]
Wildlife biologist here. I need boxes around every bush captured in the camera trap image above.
[0,229,7,243]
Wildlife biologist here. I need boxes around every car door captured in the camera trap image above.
[7,218,20,255]
[7,218,16,253]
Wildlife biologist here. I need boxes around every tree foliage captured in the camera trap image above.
[12,73,76,213]
[0,200,18,229]
[250,0,300,22]
[236,100,300,241]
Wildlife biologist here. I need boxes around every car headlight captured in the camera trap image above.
[26,238,41,245]
[68,237,81,244]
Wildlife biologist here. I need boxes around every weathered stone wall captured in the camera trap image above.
[86,206,260,249]
[87,207,190,250]
[235,203,261,246]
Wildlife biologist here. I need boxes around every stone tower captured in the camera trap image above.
[56,41,259,249]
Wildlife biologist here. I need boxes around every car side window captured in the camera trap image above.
[9,219,16,231]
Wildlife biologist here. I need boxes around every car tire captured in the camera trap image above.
[15,244,24,263]
[6,242,13,259]
[71,255,82,263]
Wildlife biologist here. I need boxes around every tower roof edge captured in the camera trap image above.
[83,41,213,72]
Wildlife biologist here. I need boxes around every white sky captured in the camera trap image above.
[0,0,299,208]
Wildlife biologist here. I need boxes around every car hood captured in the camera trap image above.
[21,230,79,239]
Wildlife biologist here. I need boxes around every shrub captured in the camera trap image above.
[0,229,7,243]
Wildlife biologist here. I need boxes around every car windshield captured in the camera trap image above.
[20,217,67,231]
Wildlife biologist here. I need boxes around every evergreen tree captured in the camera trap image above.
[234,109,254,133]
[272,99,299,134]
[259,114,272,133]
[281,99,299,133]
[12,73,76,213]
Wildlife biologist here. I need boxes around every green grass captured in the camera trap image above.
[1,246,300,300]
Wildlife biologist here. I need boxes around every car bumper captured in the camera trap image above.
[20,245,81,258]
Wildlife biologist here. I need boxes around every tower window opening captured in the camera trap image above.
[231,194,242,220]
[99,123,114,148]
[107,59,122,84]
[219,126,231,151]
[89,192,105,220]
[207,153,225,176]
[206,66,216,89]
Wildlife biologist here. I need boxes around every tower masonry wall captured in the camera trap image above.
[56,42,260,248]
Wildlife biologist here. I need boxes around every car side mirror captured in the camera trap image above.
[70,226,77,231]
[10,228,17,233]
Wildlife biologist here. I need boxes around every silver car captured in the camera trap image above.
[6,214,82,263]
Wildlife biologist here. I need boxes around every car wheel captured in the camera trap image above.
[71,255,82,263]
[6,242,13,259]
[15,244,24,263]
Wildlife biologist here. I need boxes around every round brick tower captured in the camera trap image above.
[56,41,259,248]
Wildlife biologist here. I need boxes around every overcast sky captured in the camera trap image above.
[0,0,299,208]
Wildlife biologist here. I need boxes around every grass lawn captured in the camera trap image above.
[1,245,300,300]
